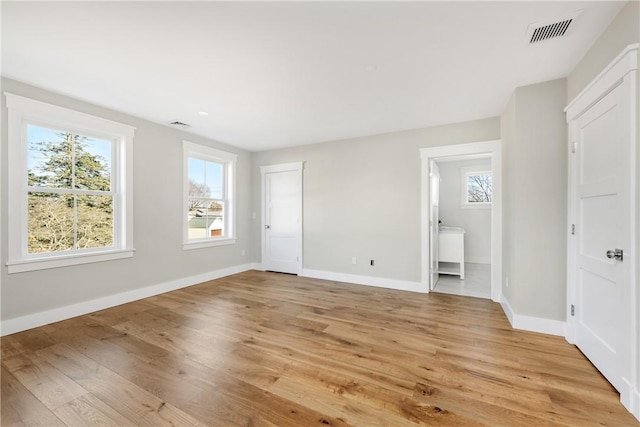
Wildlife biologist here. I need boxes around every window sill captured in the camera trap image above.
[183,238,237,251]
[6,249,135,274]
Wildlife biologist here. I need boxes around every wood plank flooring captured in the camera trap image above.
[2,270,637,426]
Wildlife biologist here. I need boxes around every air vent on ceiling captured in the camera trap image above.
[526,10,582,45]
[169,120,191,127]
[530,19,572,43]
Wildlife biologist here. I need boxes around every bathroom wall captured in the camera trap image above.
[437,158,492,264]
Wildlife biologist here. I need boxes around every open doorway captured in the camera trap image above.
[431,155,492,298]
[420,140,502,302]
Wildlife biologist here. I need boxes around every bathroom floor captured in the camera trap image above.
[434,262,491,299]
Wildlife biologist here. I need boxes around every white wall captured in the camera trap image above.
[252,118,501,283]
[568,1,640,101]
[437,158,491,264]
[0,78,253,324]
[500,78,568,322]
[500,92,517,307]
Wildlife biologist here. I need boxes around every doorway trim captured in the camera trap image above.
[420,140,502,302]
[260,162,304,274]
[564,44,638,419]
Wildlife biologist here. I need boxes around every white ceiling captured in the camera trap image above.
[1,1,626,152]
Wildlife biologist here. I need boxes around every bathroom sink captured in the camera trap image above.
[439,226,465,233]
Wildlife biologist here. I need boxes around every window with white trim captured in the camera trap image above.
[5,93,135,273]
[183,141,236,249]
[462,167,492,207]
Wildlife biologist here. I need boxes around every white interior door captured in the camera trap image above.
[262,163,303,274]
[429,161,440,290]
[570,81,633,394]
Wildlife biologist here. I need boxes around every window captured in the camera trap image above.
[462,167,492,207]
[183,141,236,249]
[5,93,135,273]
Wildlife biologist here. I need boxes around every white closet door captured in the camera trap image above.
[262,163,303,274]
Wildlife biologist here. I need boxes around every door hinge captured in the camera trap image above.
[571,141,577,153]
[571,304,575,316]
[571,224,575,235]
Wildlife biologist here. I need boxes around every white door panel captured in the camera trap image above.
[579,269,619,350]
[580,193,617,259]
[269,235,297,261]
[571,81,630,394]
[579,104,619,182]
[262,164,303,274]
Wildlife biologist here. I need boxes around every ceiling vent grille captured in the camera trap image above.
[169,120,191,127]
[529,19,572,43]
[526,10,582,45]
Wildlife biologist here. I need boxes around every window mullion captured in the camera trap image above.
[25,186,112,197]
[109,136,118,249]
[73,195,78,250]
[70,133,78,250]
[70,133,76,191]
[203,160,208,198]
[226,164,230,236]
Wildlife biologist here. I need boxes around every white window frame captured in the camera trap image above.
[5,93,135,273]
[461,166,492,209]
[182,141,237,250]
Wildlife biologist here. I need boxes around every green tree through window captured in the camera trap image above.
[27,128,114,253]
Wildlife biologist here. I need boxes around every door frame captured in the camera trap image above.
[260,162,304,274]
[565,44,638,417]
[420,140,502,302]
[429,160,440,291]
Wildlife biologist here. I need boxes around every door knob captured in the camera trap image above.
[265,225,270,229]
[606,248,623,261]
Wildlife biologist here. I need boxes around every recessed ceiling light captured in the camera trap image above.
[363,64,377,72]
[198,111,209,116]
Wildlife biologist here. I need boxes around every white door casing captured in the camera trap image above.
[573,82,629,392]
[565,44,638,417]
[261,162,303,274]
[430,160,440,290]
[420,140,502,301]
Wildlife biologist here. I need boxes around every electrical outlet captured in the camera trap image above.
[351,257,357,265]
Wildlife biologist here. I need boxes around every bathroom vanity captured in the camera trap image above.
[438,226,465,279]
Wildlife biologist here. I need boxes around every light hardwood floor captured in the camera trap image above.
[2,270,637,426]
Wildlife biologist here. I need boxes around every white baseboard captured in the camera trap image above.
[301,268,426,293]
[621,379,640,422]
[500,296,515,325]
[500,296,565,337]
[0,263,252,336]
[251,262,266,271]
[632,387,640,421]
